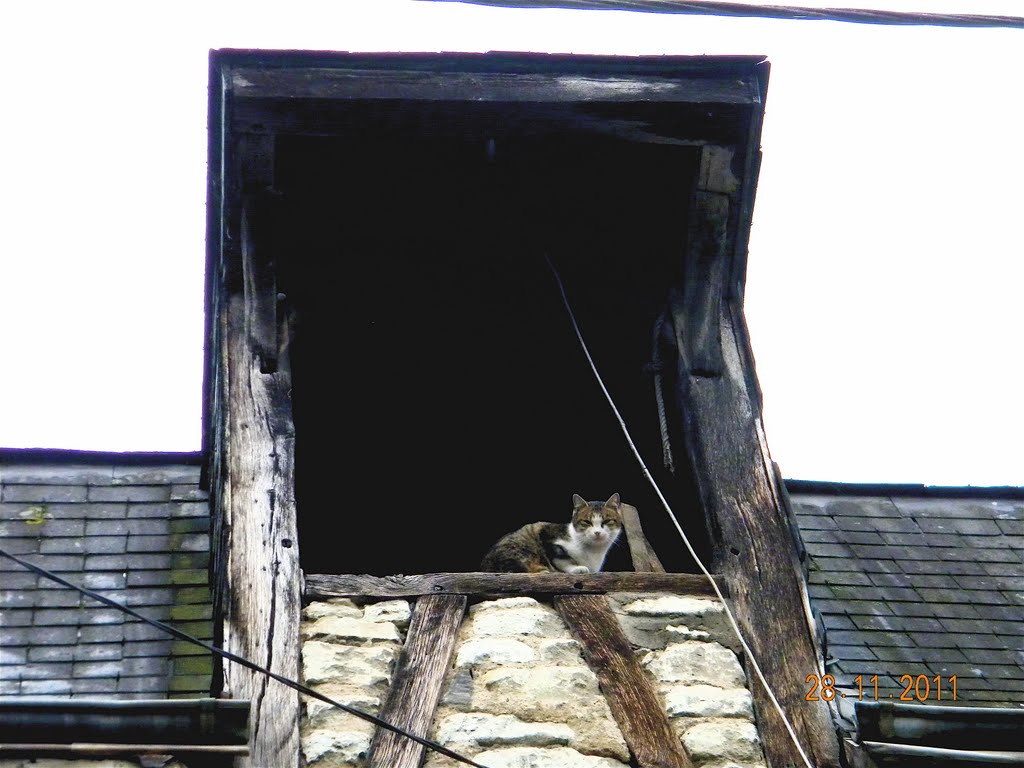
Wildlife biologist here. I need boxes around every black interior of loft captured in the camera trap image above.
[266,103,714,576]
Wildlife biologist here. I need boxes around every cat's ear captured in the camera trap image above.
[572,493,587,512]
[606,493,621,510]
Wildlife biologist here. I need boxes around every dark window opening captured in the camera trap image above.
[272,102,712,575]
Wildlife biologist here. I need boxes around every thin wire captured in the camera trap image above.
[0,547,491,768]
[544,254,817,768]
[423,0,1024,28]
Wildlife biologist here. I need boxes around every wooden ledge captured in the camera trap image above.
[304,571,724,600]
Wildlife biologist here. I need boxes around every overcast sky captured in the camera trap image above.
[1,1,1020,486]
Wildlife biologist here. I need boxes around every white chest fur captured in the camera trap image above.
[555,516,621,573]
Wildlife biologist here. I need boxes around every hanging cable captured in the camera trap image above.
[543,253,817,768]
[423,0,1024,28]
[0,546,491,768]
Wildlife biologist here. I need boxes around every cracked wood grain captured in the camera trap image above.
[367,594,466,768]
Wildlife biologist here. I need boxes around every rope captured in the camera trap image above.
[650,310,677,475]
[423,0,1024,28]
[544,253,818,768]
[0,547,491,768]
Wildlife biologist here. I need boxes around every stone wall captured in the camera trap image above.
[300,593,766,768]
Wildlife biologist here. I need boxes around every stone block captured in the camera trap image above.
[304,684,384,729]
[467,605,569,639]
[363,599,412,628]
[302,641,398,687]
[435,712,574,750]
[642,641,745,687]
[301,718,375,768]
[439,667,475,708]
[469,597,541,614]
[425,746,628,768]
[661,684,754,719]
[301,615,402,645]
[536,638,583,664]
[472,667,629,760]
[455,638,536,667]
[303,599,363,621]
[611,594,735,650]
[678,719,764,764]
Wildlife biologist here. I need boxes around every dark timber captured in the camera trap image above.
[556,595,694,768]
[366,595,467,768]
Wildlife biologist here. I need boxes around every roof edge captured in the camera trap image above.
[785,479,1024,500]
[0,448,204,466]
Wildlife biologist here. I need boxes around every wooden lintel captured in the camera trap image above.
[621,503,666,573]
[304,572,722,600]
[228,66,757,105]
[366,594,467,768]
[555,594,694,768]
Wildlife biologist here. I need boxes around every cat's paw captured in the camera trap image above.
[567,565,591,574]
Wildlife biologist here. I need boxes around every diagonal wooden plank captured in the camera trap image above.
[554,594,694,768]
[366,594,467,768]
[621,502,666,573]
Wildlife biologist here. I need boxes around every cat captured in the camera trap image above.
[480,493,624,574]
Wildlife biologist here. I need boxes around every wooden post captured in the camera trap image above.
[366,594,467,768]
[555,595,694,768]
[216,198,302,768]
[673,302,841,768]
[621,502,666,573]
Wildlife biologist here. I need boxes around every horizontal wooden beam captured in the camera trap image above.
[0,744,248,755]
[228,67,757,105]
[304,571,723,599]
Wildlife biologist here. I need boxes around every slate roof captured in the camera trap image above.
[0,452,213,699]
[788,485,1024,711]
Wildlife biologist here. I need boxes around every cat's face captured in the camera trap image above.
[570,493,623,546]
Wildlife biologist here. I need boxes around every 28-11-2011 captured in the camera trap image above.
[806,674,958,701]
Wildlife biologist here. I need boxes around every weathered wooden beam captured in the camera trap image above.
[219,288,301,768]
[304,572,721,600]
[673,302,841,768]
[240,196,278,374]
[366,594,467,768]
[0,744,249,755]
[677,191,730,376]
[555,594,694,768]
[228,66,758,105]
[621,503,666,573]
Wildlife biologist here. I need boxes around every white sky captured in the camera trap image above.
[1,1,1021,486]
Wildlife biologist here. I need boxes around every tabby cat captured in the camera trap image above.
[480,493,624,574]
